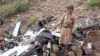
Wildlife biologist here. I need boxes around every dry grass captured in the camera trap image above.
[87,0,100,9]
[0,0,29,17]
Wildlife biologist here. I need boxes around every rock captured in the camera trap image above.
[17,15,21,17]
[93,41,100,52]
[68,51,75,56]
[71,46,83,56]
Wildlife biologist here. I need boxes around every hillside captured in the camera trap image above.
[0,0,100,42]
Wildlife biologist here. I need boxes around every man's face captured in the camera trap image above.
[67,9,73,14]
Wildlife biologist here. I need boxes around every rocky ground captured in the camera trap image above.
[0,0,100,43]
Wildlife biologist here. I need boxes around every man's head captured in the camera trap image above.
[66,5,74,14]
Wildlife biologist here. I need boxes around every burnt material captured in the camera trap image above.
[0,19,3,26]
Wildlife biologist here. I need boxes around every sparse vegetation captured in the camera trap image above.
[0,0,29,17]
[87,0,100,9]
[31,16,39,24]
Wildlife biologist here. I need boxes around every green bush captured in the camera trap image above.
[87,0,100,9]
[31,16,39,24]
[0,0,29,17]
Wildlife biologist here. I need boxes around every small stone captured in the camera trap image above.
[17,15,21,17]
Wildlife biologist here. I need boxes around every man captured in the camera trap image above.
[52,5,76,46]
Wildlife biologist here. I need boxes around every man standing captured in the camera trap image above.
[53,4,76,46]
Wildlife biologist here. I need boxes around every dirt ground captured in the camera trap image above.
[86,30,100,43]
